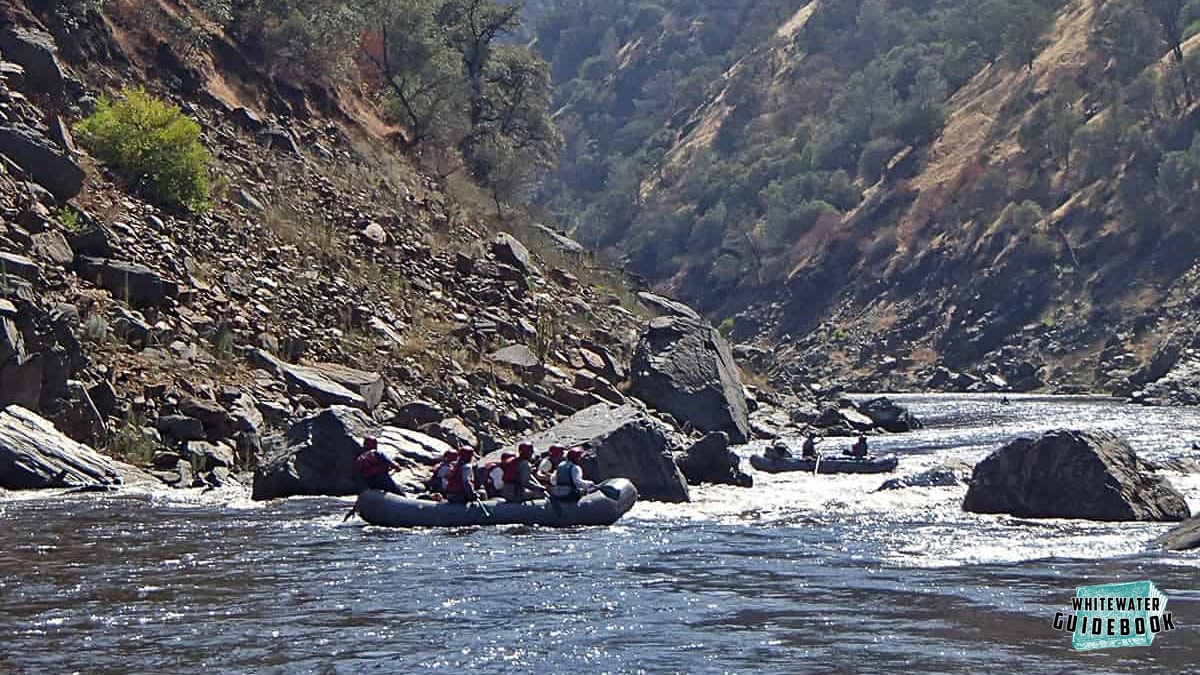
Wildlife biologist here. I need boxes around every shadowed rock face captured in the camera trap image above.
[251,406,449,501]
[0,405,120,489]
[630,315,750,444]
[498,403,690,503]
[963,429,1191,522]
[677,431,752,488]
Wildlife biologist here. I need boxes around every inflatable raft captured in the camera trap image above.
[355,478,638,528]
[749,453,899,475]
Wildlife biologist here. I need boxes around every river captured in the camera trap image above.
[2,394,1198,673]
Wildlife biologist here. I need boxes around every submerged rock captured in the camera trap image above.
[876,460,971,491]
[630,315,750,444]
[963,430,1190,522]
[501,403,689,502]
[1157,518,1200,551]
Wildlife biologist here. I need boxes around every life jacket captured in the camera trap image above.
[501,456,520,484]
[427,461,448,488]
[356,450,388,478]
[445,460,471,495]
[554,461,577,488]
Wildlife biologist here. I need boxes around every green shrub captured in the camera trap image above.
[76,89,212,212]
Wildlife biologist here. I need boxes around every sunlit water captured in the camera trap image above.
[2,395,1199,673]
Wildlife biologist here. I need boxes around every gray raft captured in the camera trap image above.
[750,454,899,475]
[356,478,638,528]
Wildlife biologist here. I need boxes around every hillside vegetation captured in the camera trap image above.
[532,0,1200,394]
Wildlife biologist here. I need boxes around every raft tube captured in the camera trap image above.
[750,454,899,475]
[355,478,638,528]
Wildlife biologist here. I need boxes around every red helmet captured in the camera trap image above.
[458,446,475,460]
[363,437,379,450]
[567,448,584,463]
[442,450,457,462]
[518,442,535,458]
[501,452,516,461]
[549,445,565,458]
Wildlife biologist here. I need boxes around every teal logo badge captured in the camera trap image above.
[1051,580,1176,650]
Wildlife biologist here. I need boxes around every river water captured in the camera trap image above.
[2,395,1199,674]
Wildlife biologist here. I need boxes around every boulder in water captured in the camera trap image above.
[251,406,438,500]
[498,403,689,502]
[859,397,922,432]
[630,315,750,444]
[0,405,122,489]
[677,431,753,488]
[962,430,1191,521]
[876,460,971,491]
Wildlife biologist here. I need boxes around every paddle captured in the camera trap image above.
[592,482,622,500]
[342,504,357,522]
[471,497,493,519]
[812,453,822,476]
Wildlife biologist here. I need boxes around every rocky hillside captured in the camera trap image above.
[0,0,750,493]
[534,0,1200,401]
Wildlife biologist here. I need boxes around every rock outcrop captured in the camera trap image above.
[0,125,86,200]
[1157,518,1200,551]
[630,315,750,444]
[502,403,689,502]
[676,431,752,487]
[0,405,122,489]
[859,397,922,433]
[962,430,1191,521]
[877,460,971,491]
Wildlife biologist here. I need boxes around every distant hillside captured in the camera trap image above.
[533,0,1200,397]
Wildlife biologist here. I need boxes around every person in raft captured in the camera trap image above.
[801,435,822,459]
[847,435,869,459]
[549,448,595,502]
[421,450,459,501]
[537,444,566,485]
[502,442,548,503]
[481,453,515,499]
[443,446,487,503]
[355,436,404,495]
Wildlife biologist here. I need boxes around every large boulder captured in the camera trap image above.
[859,397,922,432]
[630,315,750,444]
[491,232,539,276]
[310,363,385,410]
[877,460,972,491]
[0,405,121,489]
[676,431,752,487]
[1134,357,1200,406]
[0,126,85,200]
[252,406,445,500]
[636,292,702,321]
[498,403,689,502]
[963,430,1191,521]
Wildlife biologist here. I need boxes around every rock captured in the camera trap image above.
[88,380,119,418]
[361,222,388,245]
[1157,518,1200,551]
[630,315,751,444]
[30,230,74,267]
[421,417,477,449]
[393,400,446,429]
[69,226,116,259]
[1146,456,1200,474]
[49,380,107,447]
[677,431,752,487]
[0,27,66,93]
[0,126,85,200]
[151,450,183,470]
[531,223,586,254]
[859,397,922,432]
[251,406,430,500]
[179,396,233,441]
[0,252,39,282]
[877,461,972,491]
[497,403,689,502]
[310,363,385,410]
[491,232,539,276]
[814,405,875,433]
[636,292,702,321]
[184,440,235,470]
[249,349,368,410]
[490,344,541,370]
[155,414,207,443]
[962,430,1191,522]
[76,258,179,308]
[1136,357,1200,406]
[0,405,122,489]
